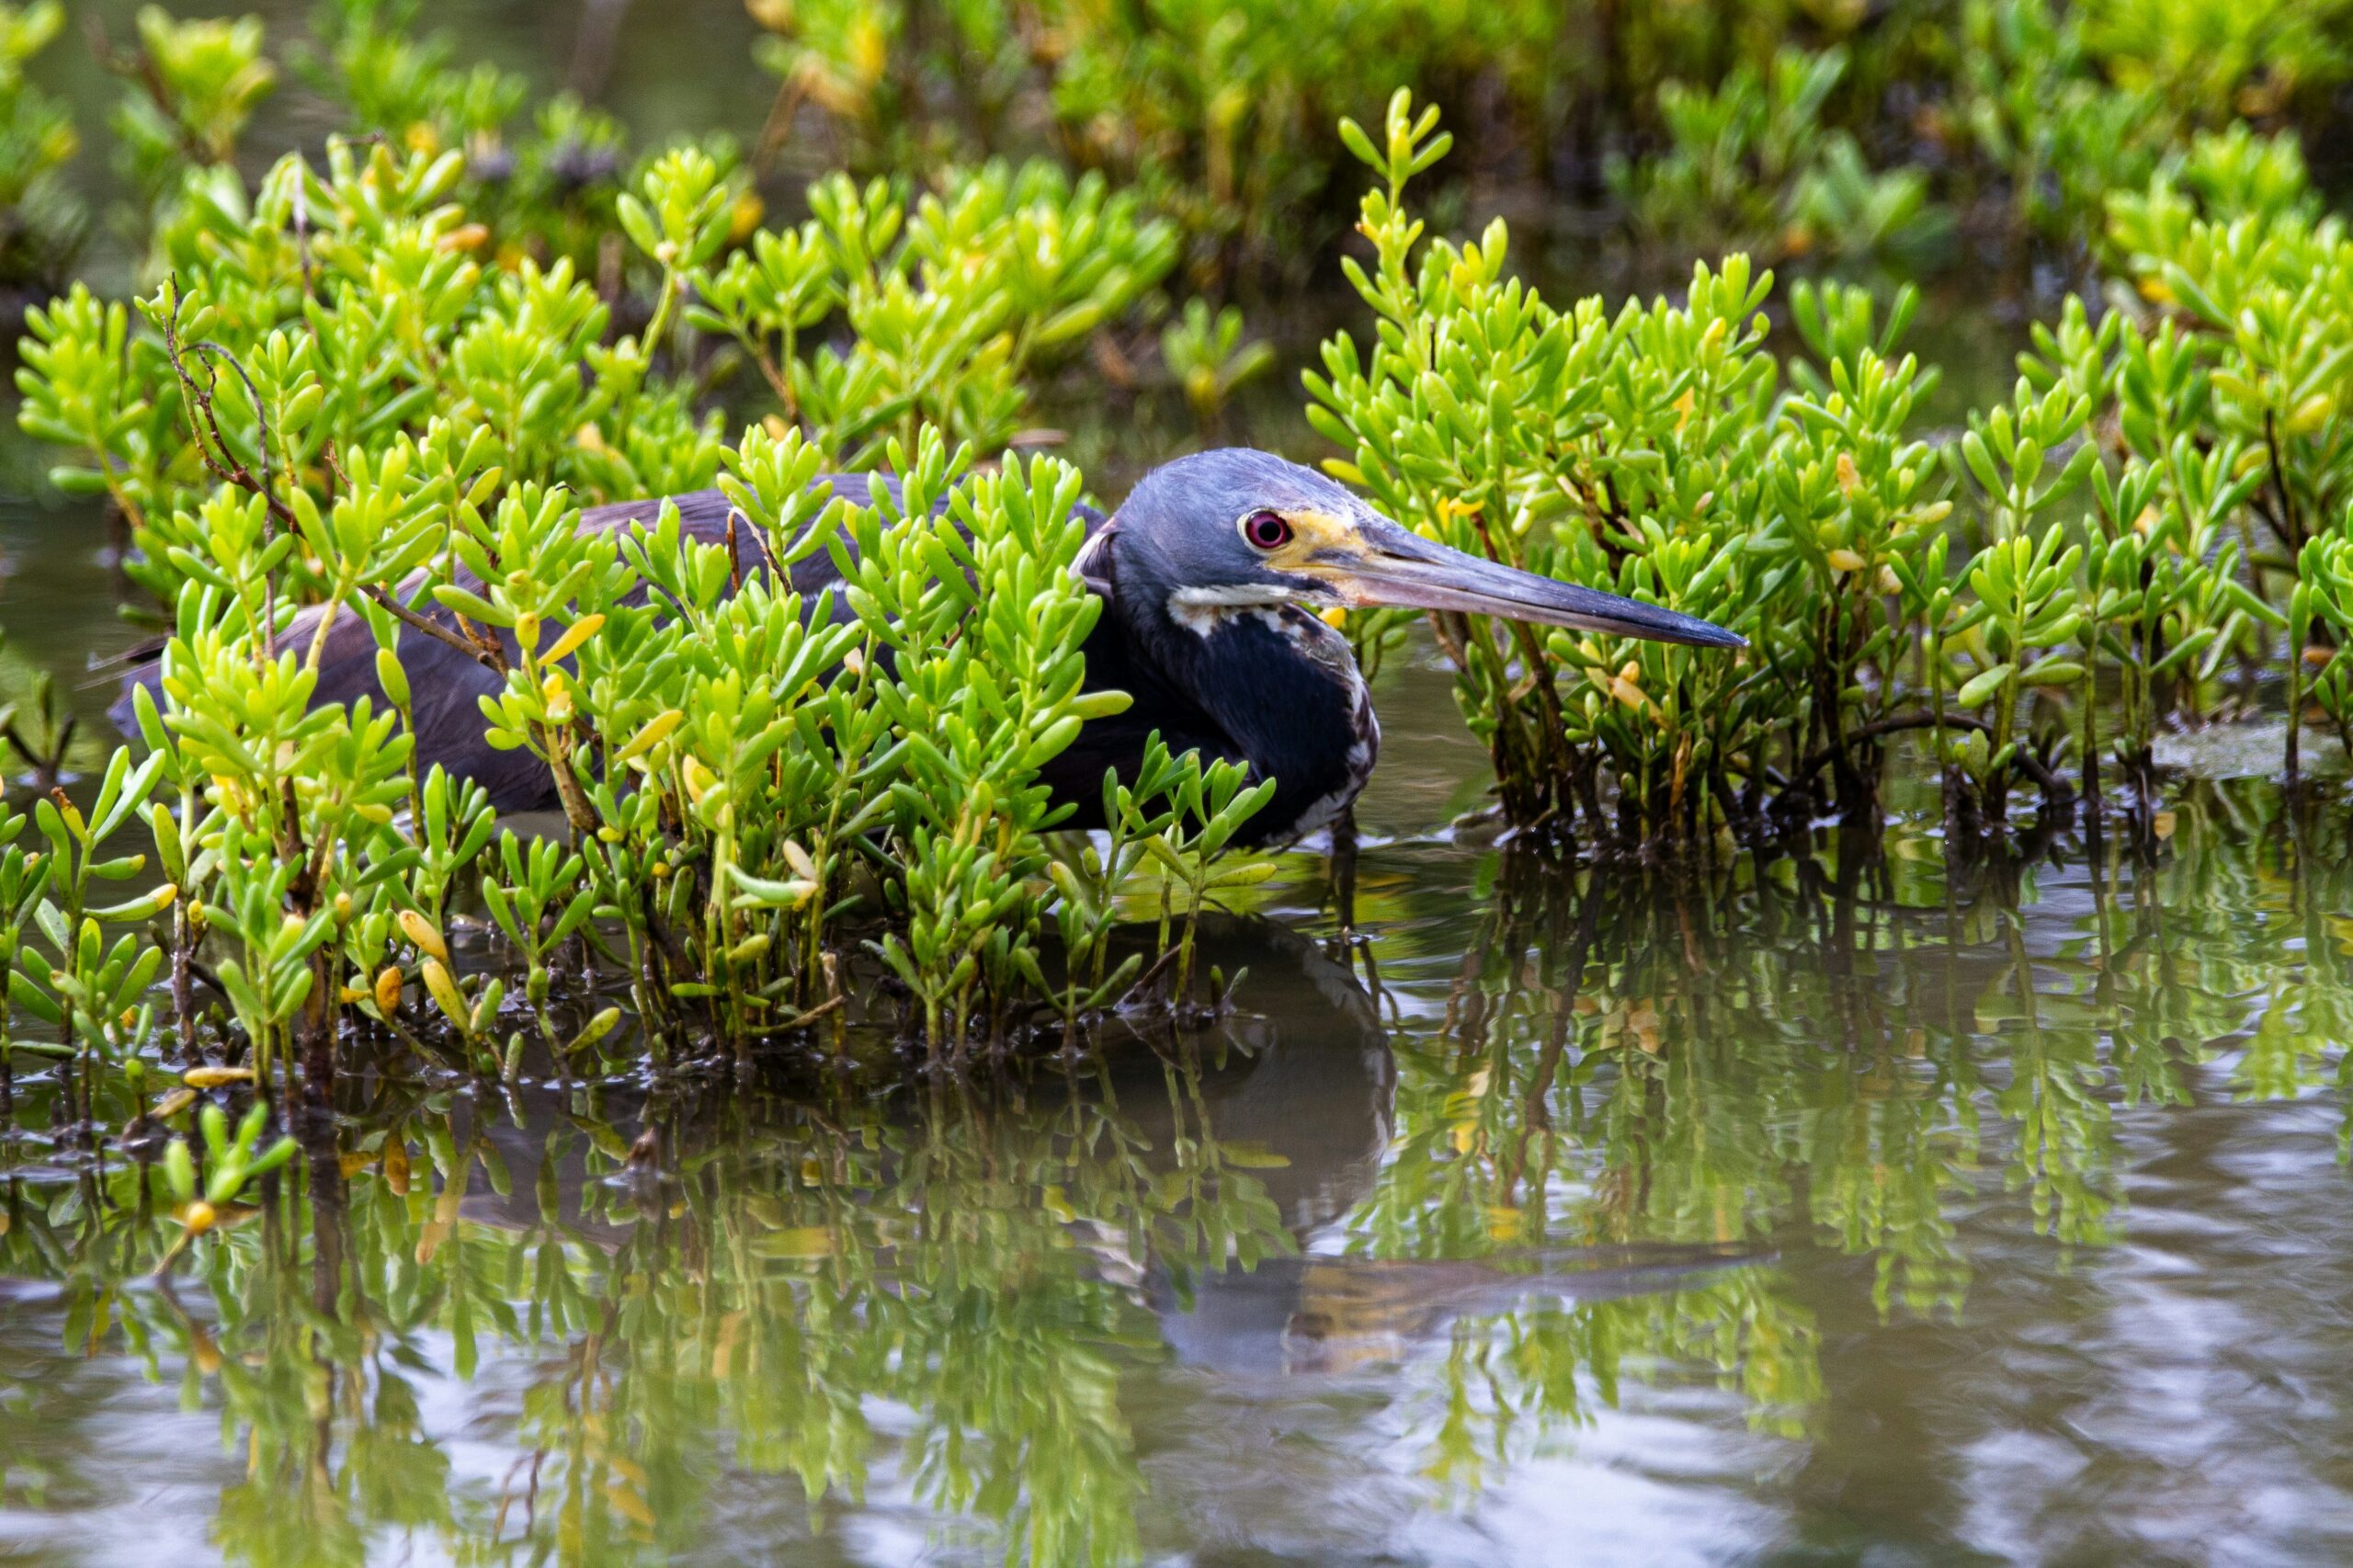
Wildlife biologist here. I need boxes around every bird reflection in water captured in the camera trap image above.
[0,907,1790,1563]
[1157,1245,1757,1380]
[454,915,1764,1385]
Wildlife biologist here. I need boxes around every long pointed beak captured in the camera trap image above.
[1315,524,1747,650]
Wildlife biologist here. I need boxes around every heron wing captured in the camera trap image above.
[110,478,1114,813]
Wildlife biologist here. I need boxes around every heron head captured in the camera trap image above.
[1107,449,1746,648]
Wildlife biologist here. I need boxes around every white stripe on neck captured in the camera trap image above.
[1165,584,1295,637]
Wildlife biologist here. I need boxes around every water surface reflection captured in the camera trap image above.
[8,791,2353,1563]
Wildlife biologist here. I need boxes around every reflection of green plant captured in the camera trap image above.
[3,1053,1307,1565]
[1350,871,1836,1452]
[157,1098,297,1250]
[1349,806,2285,1394]
[13,768,2353,1558]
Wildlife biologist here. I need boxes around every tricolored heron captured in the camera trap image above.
[114,448,1744,846]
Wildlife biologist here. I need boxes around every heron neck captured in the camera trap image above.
[1101,533,1378,842]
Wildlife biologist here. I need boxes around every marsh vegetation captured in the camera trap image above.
[9,0,2353,1562]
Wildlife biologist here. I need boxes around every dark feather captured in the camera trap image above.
[111,462,1380,846]
[110,480,1157,818]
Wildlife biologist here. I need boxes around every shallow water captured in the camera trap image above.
[8,473,2353,1566]
[12,7,2353,1563]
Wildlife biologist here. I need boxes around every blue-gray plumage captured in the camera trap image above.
[112,449,1744,846]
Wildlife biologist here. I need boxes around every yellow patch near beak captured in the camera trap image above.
[1258,507,1369,577]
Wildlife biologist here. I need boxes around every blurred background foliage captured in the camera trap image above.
[18,0,2353,301]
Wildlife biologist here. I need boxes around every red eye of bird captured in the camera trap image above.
[1242,509,1291,551]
